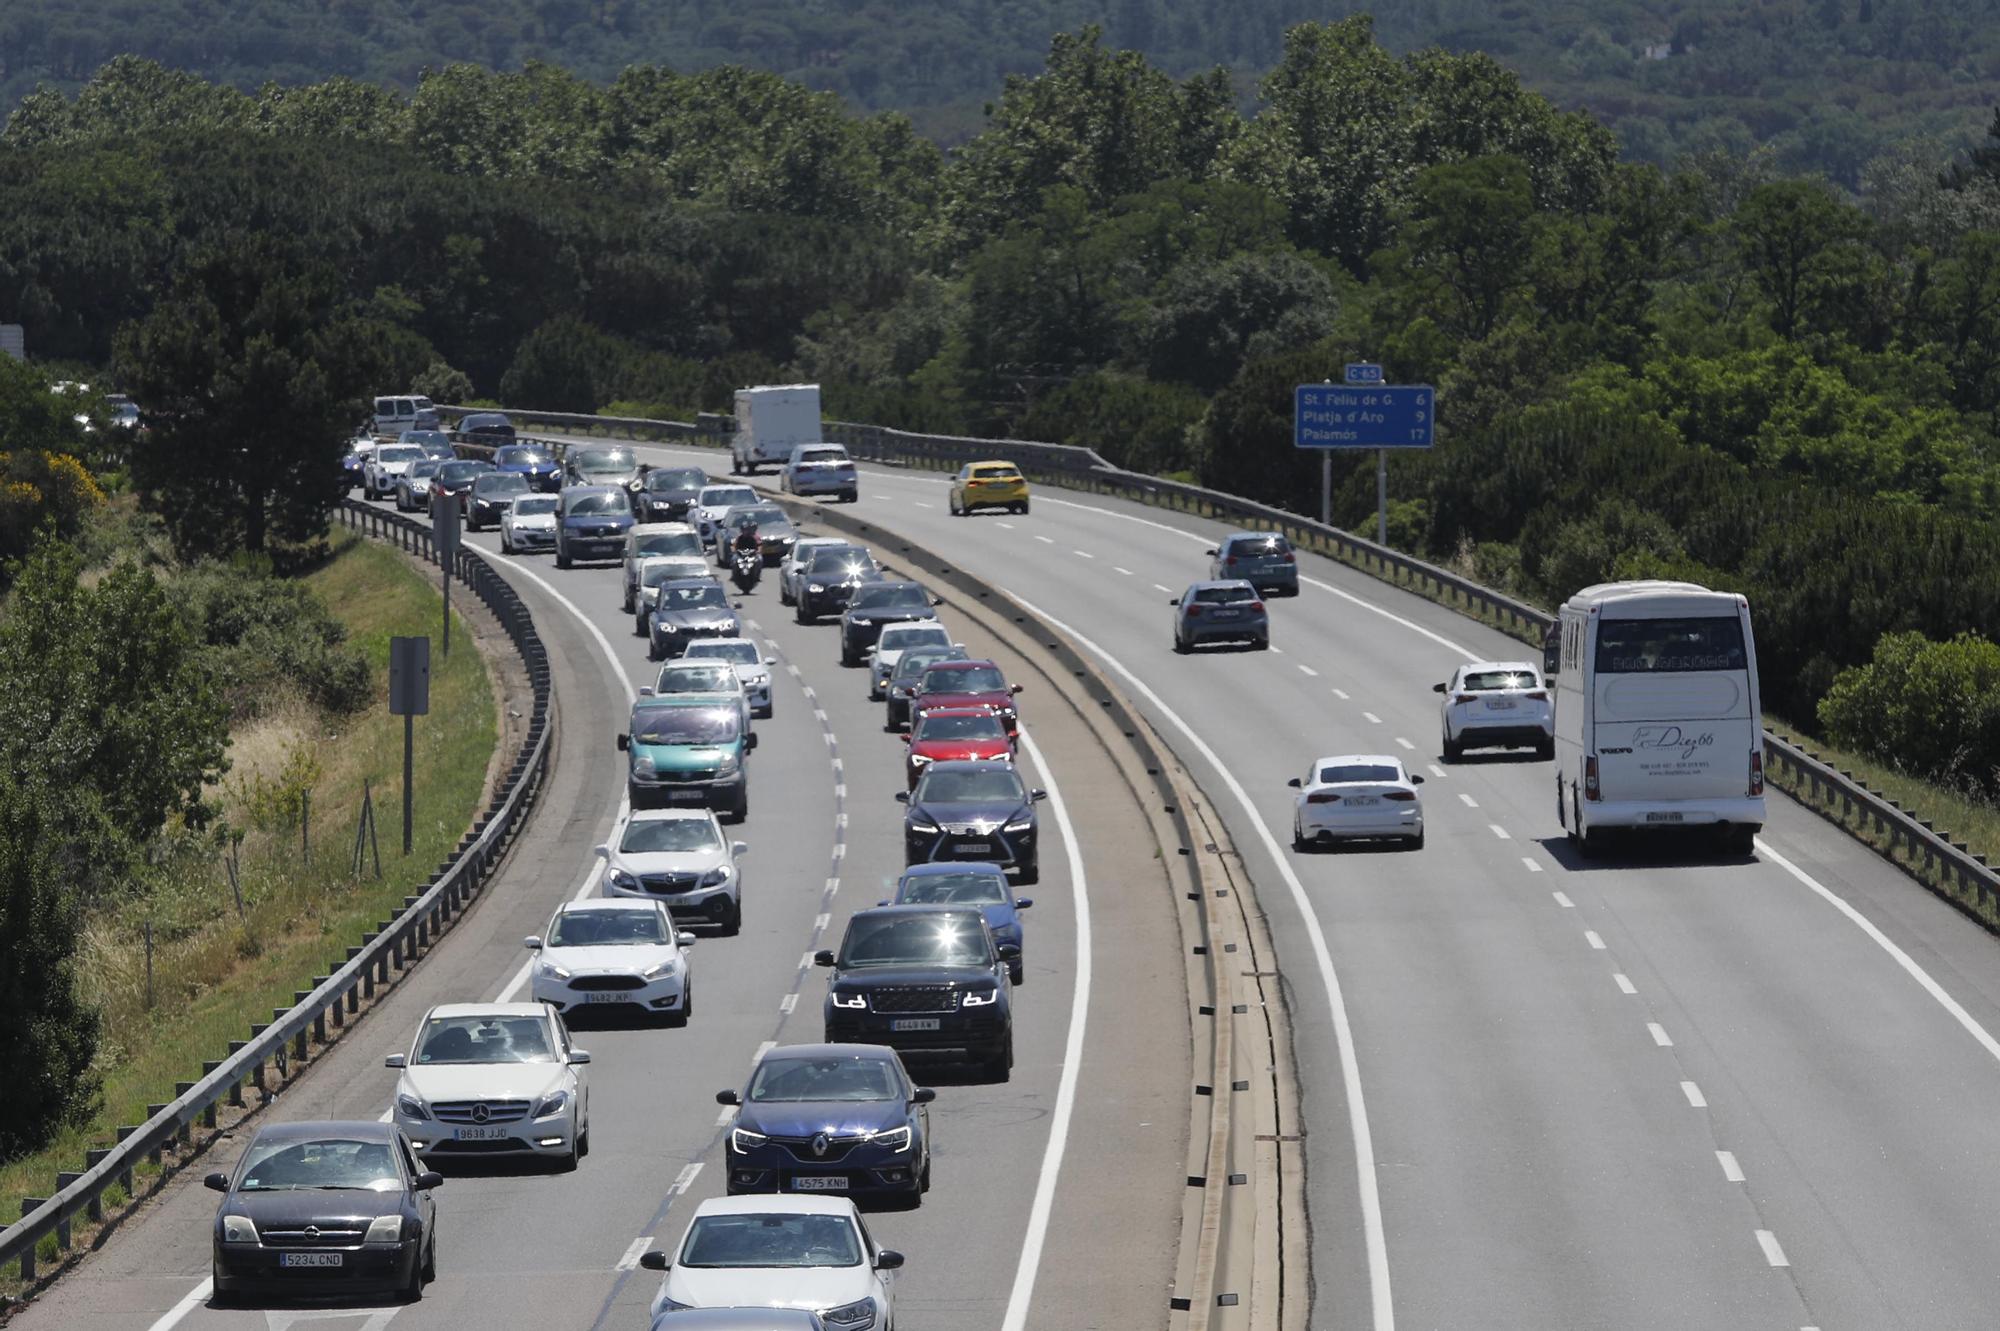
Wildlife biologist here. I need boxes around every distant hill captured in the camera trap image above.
[1,0,1994,182]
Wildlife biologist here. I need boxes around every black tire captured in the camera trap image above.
[646,638,662,661]
[919,1157,931,1193]
[1724,825,1758,856]
[1536,739,1556,762]
[948,495,962,516]
[842,491,858,503]
[1173,633,1189,655]
[556,548,572,570]
[1018,500,1030,515]
[1441,735,1462,763]
[715,896,741,937]
[725,786,749,824]
[1292,820,1307,852]
[401,1247,426,1301]
[669,988,691,1028]
[209,1267,235,1308]
[840,643,859,668]
[780,581,794,606]
[983,1034,1013,1083]
[578,1126,590,1158]
[634,614,647,638]
[1009,961,1024,985]
[622,588,634,614]
[1407,829,1426,850]
[1016,858,1039,886]
[421,1232,437,1283]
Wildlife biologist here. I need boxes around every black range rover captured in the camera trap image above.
[817,905,1016,1081]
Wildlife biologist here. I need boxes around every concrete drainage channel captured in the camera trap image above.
[761,491,1308,1329]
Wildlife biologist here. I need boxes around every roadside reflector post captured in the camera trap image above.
[388,636,431,857]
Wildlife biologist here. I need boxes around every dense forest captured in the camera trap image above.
[1,0,1996,180]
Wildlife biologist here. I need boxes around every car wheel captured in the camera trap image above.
[1292,817,1307,852]
[1018,500,1030,515]
[1009,960,1024,985]
[1441,734,1462,763]
[209,1264,235,1308]
[622,588,634,614]
[796,604,813,625]
[843,491,858,503]
[840,643,859,667]
[919,1157,931,1193]
[948,495,962,516]
[1016,858,1039,886]
[1172,632,1189,655]
[726,786,749,824]
[556,548,572,570]
[400,1246,425,1301]
[1254,635,1270,651]
[634,614,647,638]
[984,1034,1013,1083]
[646,638,662,661]
[780,582,794,606]
[1536,739,1555,761]
[1407,829,1426,850]
[421,1232,437,1283]
[715,896,741,937]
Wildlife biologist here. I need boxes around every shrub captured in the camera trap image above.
[411,359,475,404]
[179,561,371,718]
[1818,631,2000,794]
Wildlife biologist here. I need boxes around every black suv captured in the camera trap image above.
[897,759,1045,883]
[817,905,1017,1080]
[838,580,941,666]
[795,545,880,624]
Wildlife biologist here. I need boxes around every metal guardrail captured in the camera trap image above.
[0,500,554,1287]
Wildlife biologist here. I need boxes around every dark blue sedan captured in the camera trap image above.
[494,444,562,492]
[717,1043,934,1201]
[886,863,1031,984]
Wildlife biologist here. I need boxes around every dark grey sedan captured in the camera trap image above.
[1208,531,1299,596]
[467,472,534,530]
[1171,580,1269,653]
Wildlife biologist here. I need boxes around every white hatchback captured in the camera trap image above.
[386,1002,591,1168]
[526,899,696,1025]
[867,622,955,701]
[500,494,559,554]
[1289,754,1426,851]
[643,1195,902,1327]
[1434,660,1554,761]
[598,808,746,934]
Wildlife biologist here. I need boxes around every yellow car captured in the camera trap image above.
[949,460,1030,516]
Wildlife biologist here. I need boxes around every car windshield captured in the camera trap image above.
[439,462,487,481]
[376,446,421,463]
[686,642,759,666]
[641,563,699,588]
[840,912,992,967]
[700,487,756,508]
[636,533,704,558]
[1230,536,1291,556]
[476,474,530,494]
[512,497,557,516]
[658,665,736,693]
[894,650,961,682]
[496,447,549,466]
[620,817,722,854]
[576,449,634,473]
[728,507,787,528]
[851,584,929,611]
[415,1014,555,1065]
[237,1138,402,1193]
[898,871,1008,905]
[748,1056,899,1104]
[1192,585,1258,604]
[1318,764,1401,784]
[660,583,729,610]
[634,705,739,745]
[973,466,1020,480]
[401,430,447,446]
[1595,616,1748,674]
[409,460,441,479]
[798,448,847,464]
[549,909,667,947]
[915,768,1024,803]
[566,493,631,516]
[646,468,705,493]
[679,1214,862,1269]
[808,550,874,575]
[915,713,1007,742]
[923,665,1005,693]
[1462,669,1538,691]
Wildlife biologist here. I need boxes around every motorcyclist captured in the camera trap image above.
[732,520,761,559]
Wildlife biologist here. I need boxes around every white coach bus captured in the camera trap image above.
[1551,580,1765,853]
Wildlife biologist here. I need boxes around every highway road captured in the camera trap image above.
[13,492,1188,1328]
[608,436,2000,1331]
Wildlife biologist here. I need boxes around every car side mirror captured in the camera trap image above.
[1411,774,1426,784]
[764,657,776,665]
[1286,777,1301,788]
[997,943,1021,961]
[594,843,610,860]
[1431,682,1447,693]
[733,601,745,609]
[204,1172,230,1192]
[731,841,748,857]
[1015,898,1034,909]
[523,936,542,950]
[912,1088,936,1105]
[1205,548,1218,556]
[638,686,654,697]
[414,1171,444,1191]
[745,732,758,751]
[813,949,836,967]
[1030,789,1048,802]
[716,1089,741,1106]
[677,931,696,947]
[384,1053,407,1068]
[568,1049,592,1065]
[1010,683,1024,693]
[894,791,910,802]
[900,733,911,744]
[876,1250,905,1271]
[1169,597,1180,606]
[616,734,629,751]
[638,1251,670,1272]
[932,596,945,606]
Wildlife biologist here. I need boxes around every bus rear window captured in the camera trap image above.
[1595,616,1746,674]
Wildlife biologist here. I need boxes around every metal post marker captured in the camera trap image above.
[433,496,461,658]
[388,636,431,857]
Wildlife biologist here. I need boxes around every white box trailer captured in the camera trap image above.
[731,384,822,475]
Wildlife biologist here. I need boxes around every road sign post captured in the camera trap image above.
[432,496,461,658]
[388,636,431,856]
[1294,369,1434,549]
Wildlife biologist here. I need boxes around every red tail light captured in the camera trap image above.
[1186,605,1204,617]
[1524,690,1547,701]
[1306,792,1341,804]
[1749,748,1764,797]
[1383,790,1418,802]
[1584,756,1601,801]
[1248,601,1264,612]
[1225,555,1238,565]
[1281,553,1296,563]
[1454,693,1477,704]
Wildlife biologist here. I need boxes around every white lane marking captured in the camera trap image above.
[145,1277,212,1331]
[833,840,846,858]
[1648,1023,1674,1047]
[1585,930,1606,950]
[914,501,935,509]
[801,684,817,701]
[1394,737,1414,751]
[1682,1081,1708,1108]
[1489,823,1511,840]
[799,951,815,971]
[714,1105,735,1126]
[1458,793,1479,808]
[1362,711,1382,724]
[1000,725,1095,1331]
[824,876,840,895]
[1331,688,1350,700]
[1718,1151,1745,1182]
[1614,973,1637,995]
[814,913,831,931]
[1427,764,1447,779]
[1756,1230,1789,1267]
[753,1040,775,1064]
[780,994,798,1015]
[672,1162,704,1194]
[999,595,1393,1330]
[1268,645,1283,655]
[1073,549,1094,559]
[1552,891,1574,908]
[1298,664,1318,677]
[1758,838,2000,1067]
[1035,535,1055,544]
[831,757,844,776]
[996,521,1016,529]
[1521,857,1543,874]
[1113,566,1134,576]
[786,662,802,678]
[1153,584,1175,595]
[616,1236,653,1271]
[813,708,829,724]
[834,782,847,800]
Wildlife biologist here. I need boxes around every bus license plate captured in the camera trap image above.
[793,1176,848,1191]
[281,1253,343,1268]
[891,1018,941,1032]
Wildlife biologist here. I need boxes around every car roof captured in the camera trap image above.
[554,898,662,914]
[913,706,1004,721]
[698,484,755,496]
[660,576,725,588]
[562,484,623,499]
[916,758,1016,773]
[1186,579,1258,592]
[631,522,697,536]
[1311,754,1405,770]
[685,636,756,649]
[1459,660,1540,675]
[425,1001,550,1020]
[249,1119,399,1144]
[626,806,721,823]
[900,861,1006,879]
[849,903,988,923]
[755,1041,900,1064]
[858,580,925,592]
[921,658,998,671]
[634,692,738,711]
[689,1193,860,1218]
[969,459,1021,469]
[1223,529,1288,541]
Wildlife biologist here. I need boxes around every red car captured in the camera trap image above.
[909,659,1023,739]
[902,707,1014,788]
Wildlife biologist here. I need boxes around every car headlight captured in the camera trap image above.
[908,816,940,834]
[729,1126,768,1153]
[642,957,680,980]
[909,753,932,766]
[868,1125,912,1153]
[830,990,868,1009]
[715,752,741,776]
[659,623,679,634]
[962,988,1000,1007]
[539,961,572,980]
[1003,816,1034,833]
[808,582,824,593]
[632,755,656,777]
[534,1089,570,1118]
[364,1215,406,1244]
[396,1093,430,1121]
[821,1299,877,1329]
[607,867,639,890]
[699,865,733,886]
[221,1214,257,1243]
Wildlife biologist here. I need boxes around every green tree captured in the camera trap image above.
[1130,249,1340,392]
[1818,630,2000,792]
[1732,179,1867,337]
[1373,155,1536,343]
[498,316,627,412]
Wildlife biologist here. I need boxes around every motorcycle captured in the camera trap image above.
[730,544,763,593]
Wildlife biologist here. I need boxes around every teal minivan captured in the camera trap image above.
[616,693,755,821]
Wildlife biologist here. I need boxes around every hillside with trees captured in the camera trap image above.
[1,0,1997,181]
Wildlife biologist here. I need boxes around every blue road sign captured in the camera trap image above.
[1344,362,1383,385]
[1294,383,1435,449]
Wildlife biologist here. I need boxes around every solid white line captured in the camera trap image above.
[998,594,1393,1330]
[1362,711,1382,724]
[999,725,1094,1331]
[616,1235,653,1271]
[1332,688,1350,700]
[1552,891,1574,908]
[1585,930,1606,950]
[144,1278,213,1331]
[1682,1080,1708,1108]
[1718,1150,1745,1182]
[1394,737,1414,751]
[1649,1022,1674,1047]
[1113,566,1134,576]
[1073,549,1094,559]
[1521,857,1543,874]
[1458,793,1479,808]
[779,993,798,1015]
[1756,1230,1789,1267]
[1298,664,1319,677]
[1489,823,1512,840]
[1614,973,1637,995]
[1758,838,2000,1066]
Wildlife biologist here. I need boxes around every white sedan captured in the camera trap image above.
[597,808,746,934]
[1289,754,1426,851]
[386,1002,591,1168]
[689,484,760,545]
[682,638,776,717]
[643,1195,902,1328]
[1434,660,1554,761]
[526,899,695,1025]
[867,622,955,700]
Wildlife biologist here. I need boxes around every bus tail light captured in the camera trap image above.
[1748,748,1764,797]
[1583,756,1600,801]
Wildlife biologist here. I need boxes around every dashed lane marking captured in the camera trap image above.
[1298,663,1318,676]
[1521,857,1543,873]
[1718,1151,1745,1182]
[616,1236,653,1271]
[1649,1023,1674,1047]
[1614,973,1637,995]
[1489,823,1512,840]
[1362,711,1382,724]
[1552,891,1574,908]
[1585,931,1606,950]
[1682,1081,1707,1108]
[1756,1230,1789,1267]
[1458,793,1479,808]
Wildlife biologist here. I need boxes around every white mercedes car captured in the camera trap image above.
[1288,754,1426,851]
[682,638,775,717]
[866,622,955,700]
[500,494,559,554]
[642,1195,902,1328]
[526,899,696,1025]
[598,808,746,934]
[386,1002,591,1169]
[689,484,759,546]
[1434,660,1554,761]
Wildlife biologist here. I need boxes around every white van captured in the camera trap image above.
[1551,580,1764,852]
[372,395,440,439]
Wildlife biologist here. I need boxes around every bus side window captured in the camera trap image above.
[1543,626,1561,678]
